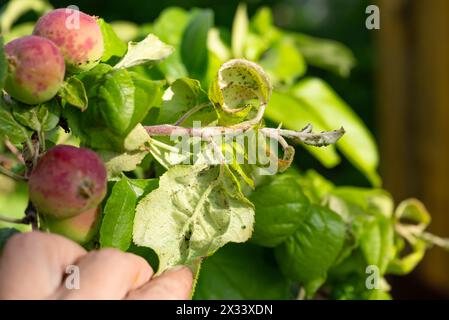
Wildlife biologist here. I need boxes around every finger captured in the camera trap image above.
[126,266,193,300]
[0,231,86,299]
[52,248,153,300]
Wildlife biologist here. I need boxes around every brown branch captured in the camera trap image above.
[4,139,25,164]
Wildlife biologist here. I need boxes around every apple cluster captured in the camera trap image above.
[4,8,104,105]
[1,9,108,244]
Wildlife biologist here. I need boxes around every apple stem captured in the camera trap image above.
[24,201,38,231]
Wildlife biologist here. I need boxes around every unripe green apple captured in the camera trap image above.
[33,8,104,73]
[4,35,65,105]
[45,206,100,244]
[29,145,107,219]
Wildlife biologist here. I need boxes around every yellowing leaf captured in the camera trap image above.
[133,165,254,274]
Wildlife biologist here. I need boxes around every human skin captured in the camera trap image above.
[0,232,193,300]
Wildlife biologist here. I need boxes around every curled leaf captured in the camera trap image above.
[209,59,272,116]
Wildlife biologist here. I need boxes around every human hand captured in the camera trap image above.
[0,231,193,300]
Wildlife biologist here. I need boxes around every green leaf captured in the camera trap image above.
[147,137,192,170]
[3,22,34,43]
[330,276,392,300]
[259,37,306,85]
[63,103,123,151]
[114,34,174,69]
[59,77,88,111]
[265,91,340,168]
[245,7,281,61]
[208,28,231,62]
[77,63,113,97]
[12,99,60,132]
[327,187,394,221]
[99,125,151,178]
[324,187,396,274]
[387,199,431,275]
[148,7,190,81]
[98,18,127,62]
[158,78,209,124]
[110,21,140,43]
[127,179,159,199]
[181,9,214,80]
[293,33,356,77]
[232,3,248,58]
[394,198,430,228]
[0,35,7,91]
[295,169,334,204]
[123,124,151,151]
[0,183,30,232]
[100,177,141,251]
[194,243,290,299]
[65,73,151,152]
[275,205,345,285]
[151,7,190,46]
[250,7,281,44]
[0,0,52,33]
[133,165,255,274]
[359,214,394,274]
[387,239,427,275]
[97,68,135,136]
[129,73,165,129]
[249,174,310,247]
[101,150,148,179]
[150,8,190,82]
[0,97,29,143]
[291,78,380,186]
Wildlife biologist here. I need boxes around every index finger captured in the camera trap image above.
[0,231,87,299]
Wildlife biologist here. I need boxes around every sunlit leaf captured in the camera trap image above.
[133,165,254,274]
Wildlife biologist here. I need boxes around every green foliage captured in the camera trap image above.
[195,243,290,300]
[98,18,127,62]
[249,174,310,247]
[12,99,60,133]
[0,0,51,34]
[275,205,345,289]
[180,9,213,81]
[0,36,7,91]
[100,177,158,251]
[291,79,380,186]
[59,77,88,111]
[157,78,208,125]
[293,33,356,78]
[0,98,29,144]
[0,1,445,301]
